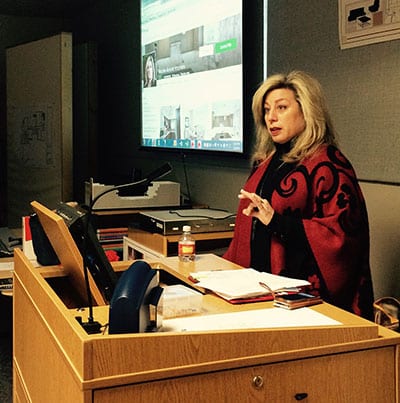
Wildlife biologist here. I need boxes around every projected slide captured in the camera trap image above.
[141,0,243,153]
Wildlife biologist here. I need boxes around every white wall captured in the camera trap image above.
[360,181,400,299]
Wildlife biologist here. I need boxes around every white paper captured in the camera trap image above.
[162,307,341,332]
[190,269,310,300]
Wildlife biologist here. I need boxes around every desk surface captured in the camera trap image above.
[29,251,382,331]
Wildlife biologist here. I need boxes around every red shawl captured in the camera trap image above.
[224,145,374,318]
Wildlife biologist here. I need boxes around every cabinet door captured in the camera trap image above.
[6,33,73,228]
[94,346,396,402]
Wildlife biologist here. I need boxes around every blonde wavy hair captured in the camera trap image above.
[251,70,337,165]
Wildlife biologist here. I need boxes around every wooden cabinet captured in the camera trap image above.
[6,33,73,228]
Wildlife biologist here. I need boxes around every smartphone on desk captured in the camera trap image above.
[274,292,322,310]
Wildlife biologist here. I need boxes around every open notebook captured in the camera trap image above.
[189,268,310,302]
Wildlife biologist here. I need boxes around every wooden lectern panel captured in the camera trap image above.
[31,200,106,305]
[13,247,400,403]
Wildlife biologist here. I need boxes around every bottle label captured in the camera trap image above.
[178,242,195,256]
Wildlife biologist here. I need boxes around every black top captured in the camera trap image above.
[251,142,303,272]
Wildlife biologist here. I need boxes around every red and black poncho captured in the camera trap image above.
[224,144,374,319]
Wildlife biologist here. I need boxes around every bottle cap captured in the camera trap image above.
[182,225,191,232]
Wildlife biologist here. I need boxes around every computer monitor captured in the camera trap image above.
[55,202,118,303]
[31,201,116,306]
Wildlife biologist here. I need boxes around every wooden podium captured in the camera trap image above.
[13,246,400,402]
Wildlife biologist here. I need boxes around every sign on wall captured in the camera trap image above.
[8,105,55,169]
[339,0,400,48]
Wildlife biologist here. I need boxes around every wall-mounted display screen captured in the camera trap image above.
[140,0,262,155]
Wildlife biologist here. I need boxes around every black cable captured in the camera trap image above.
[181,152,192,205]
[168,209,236,220]
[79,164,172,333]
[79,176,155,334]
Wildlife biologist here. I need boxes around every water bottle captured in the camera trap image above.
[178,225,196,262]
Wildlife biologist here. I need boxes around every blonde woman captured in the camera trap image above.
[143,53,156,88]
[224,71,373,319]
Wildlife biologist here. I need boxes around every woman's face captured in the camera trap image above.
[145,57,154,80]
[263,88,305,144]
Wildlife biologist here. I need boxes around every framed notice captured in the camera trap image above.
[339,0,400,49]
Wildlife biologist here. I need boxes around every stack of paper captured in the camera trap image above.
[162,308,341,332]
[189,269,310,301]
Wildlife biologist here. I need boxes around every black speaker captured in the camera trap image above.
[30,213,60,266]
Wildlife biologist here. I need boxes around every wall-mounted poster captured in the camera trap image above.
[8,105,55,169]
[339,0,400,48]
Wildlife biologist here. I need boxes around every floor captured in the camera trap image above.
[0,293,12,403]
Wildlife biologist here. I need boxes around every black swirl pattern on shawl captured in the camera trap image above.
[274,145,365,236]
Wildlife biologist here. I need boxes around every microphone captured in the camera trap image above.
[79,163,173,334]
[140,162,173,186]
[91,162,172,208]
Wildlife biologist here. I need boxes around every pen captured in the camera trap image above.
[259,282,274,297]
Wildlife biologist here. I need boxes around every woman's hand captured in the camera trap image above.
[239,189,275,226]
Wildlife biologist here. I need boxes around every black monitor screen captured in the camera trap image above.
[56,202,118,303]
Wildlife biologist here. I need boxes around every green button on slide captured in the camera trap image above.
[215,38,237,54]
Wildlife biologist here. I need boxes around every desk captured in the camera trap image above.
[123,227,234,260]
[13,249,400,402]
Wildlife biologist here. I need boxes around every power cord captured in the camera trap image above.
[168,209,236,220]
[180,152,192,205]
